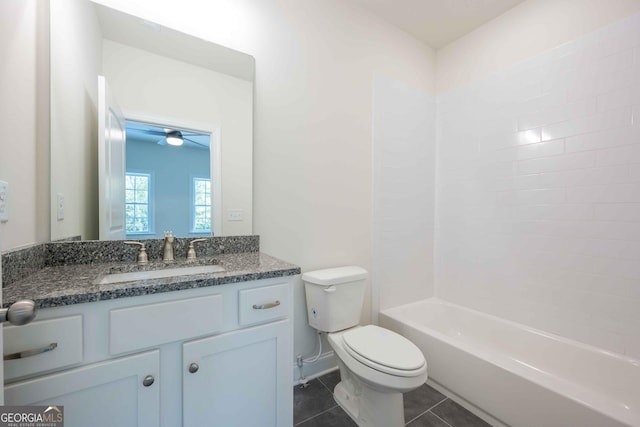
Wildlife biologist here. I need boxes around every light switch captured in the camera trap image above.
[227,209,243,221]
[0,181,8,222]
[57,193,65,221]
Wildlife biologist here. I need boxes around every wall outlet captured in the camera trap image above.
[0,181,8,222]
[226,209,244,221]
[57,193,65,221]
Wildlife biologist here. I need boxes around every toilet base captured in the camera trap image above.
[334,382,361,421]
[333,379,405,427]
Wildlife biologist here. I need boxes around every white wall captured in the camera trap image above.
[102,40,253,237]
[0,0,49,252]
[372,75,436,318]
[248,1,435,367]
[246,1,435,366]
[50,0,101,241]
[436,9,640,358]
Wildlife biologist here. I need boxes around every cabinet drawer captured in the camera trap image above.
[110,294,223,354]
[239,283,289,326]
[4,315,83,381]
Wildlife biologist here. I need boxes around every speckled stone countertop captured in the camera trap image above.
[3,252,300,309]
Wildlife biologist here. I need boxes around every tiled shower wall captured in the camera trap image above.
[436,13,640,358]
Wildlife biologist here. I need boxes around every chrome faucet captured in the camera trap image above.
[162,231,175,262]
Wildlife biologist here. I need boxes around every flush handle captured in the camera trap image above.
[323,286,336,293]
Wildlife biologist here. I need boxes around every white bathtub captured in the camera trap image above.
[380,298,640,427]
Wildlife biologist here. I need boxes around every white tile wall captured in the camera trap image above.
[436,12,640,358]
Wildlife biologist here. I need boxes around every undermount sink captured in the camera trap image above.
[95,264,225,285]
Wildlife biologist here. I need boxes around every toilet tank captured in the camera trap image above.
[302,266,368,332]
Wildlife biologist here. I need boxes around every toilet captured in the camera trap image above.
[302,266,427,427]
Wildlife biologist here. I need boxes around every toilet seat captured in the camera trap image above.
[341,325,425,377]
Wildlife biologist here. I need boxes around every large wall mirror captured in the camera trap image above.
[50,0,254,241]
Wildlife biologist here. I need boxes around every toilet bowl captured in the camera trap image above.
[302,266,427,427]
[328,325,427,427]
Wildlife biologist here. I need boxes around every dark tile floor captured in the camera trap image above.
[294,370,491,427]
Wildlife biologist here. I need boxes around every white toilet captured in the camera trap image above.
[302,266,427,427]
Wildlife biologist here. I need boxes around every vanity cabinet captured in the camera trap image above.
[5,350,160,427]
[183,319,291,427]
[3,277,294,427]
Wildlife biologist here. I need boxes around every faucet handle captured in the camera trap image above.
[124,241,149,265]
[186,238,208,260]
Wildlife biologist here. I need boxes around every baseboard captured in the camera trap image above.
[292,351,337,386]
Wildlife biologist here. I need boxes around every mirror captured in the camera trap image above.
[50,0,254,241]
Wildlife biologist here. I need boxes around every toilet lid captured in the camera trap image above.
[342,325,425,376]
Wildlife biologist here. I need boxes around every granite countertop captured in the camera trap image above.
[3,252,300,309]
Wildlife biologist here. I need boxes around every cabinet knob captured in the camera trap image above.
[188,362,199,374]
[142,375,155,387]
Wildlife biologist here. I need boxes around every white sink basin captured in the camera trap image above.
[95,265,225,285]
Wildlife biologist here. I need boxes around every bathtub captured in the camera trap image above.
[380,298,639,427]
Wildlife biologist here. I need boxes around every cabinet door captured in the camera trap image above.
[5,350,159,427]
[183,320,293,427]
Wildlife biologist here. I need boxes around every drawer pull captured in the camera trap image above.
[4,342,58,361]
[252,301,280,310]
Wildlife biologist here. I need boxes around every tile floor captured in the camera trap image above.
[294,370,491,427]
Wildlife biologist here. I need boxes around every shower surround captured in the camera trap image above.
[436,12,640,359]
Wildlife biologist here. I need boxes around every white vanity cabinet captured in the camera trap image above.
[5,350,160,427]
[183,282,292,427]
[183,319,291,427]
[3,276,295,427]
